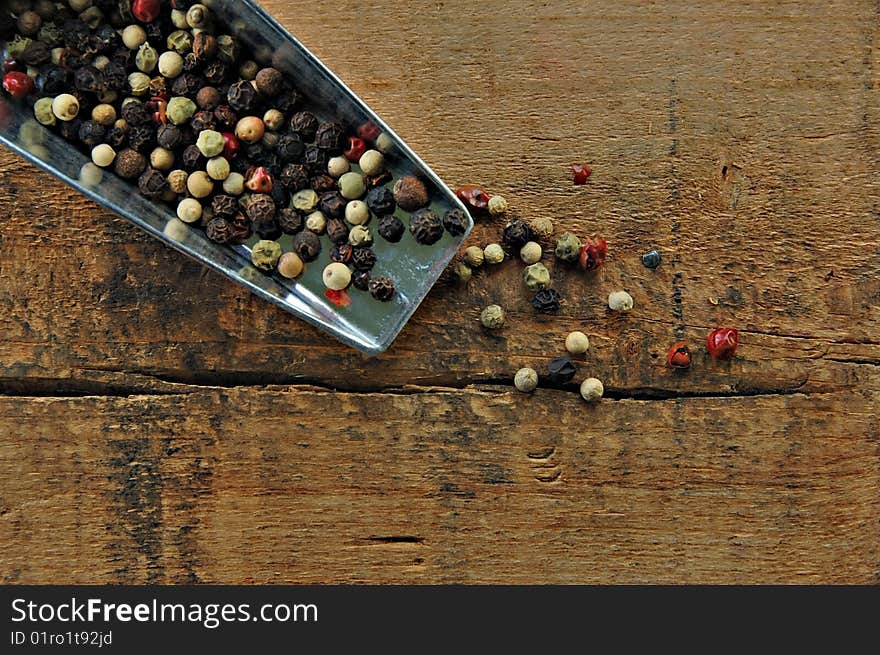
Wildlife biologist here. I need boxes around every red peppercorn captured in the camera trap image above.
[3,60,22,73]
[707,328,739,360]
[666,342,691,369]
[132,0,161,23]
[455,185,491,213]
[245,166,273,193]
[2,72,33,99]
[325,288,351,307]
[572,163,592,185]
[357,121,380,142]
[222,132,240,159]
[151,98,167,125]
[343,136,366,162]
[578,237,607,271]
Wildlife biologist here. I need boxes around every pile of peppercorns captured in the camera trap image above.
[452,181,740,402]
[1,0,466,306]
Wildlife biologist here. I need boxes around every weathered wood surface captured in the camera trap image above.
[1,0,879,583]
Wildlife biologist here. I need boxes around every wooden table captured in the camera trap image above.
[1,0,878,584]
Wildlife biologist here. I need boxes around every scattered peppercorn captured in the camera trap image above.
[345,200,370,226]
[488,195,508,216]
[514,367,539,393]
[351,247,377,271]
[502,218,533,249]
[520,241,542,265]
[579,238,608,271]
[572,163,592,185]
[463,246,484,268]
[326,218,349,245]
[320,191,346,219]
[666,341,691,369]
[530,217,554,239]
[322,262,352,291]
[359,149,384,176]
[523,263,551,291]
[547,356,577,385]
[565,331,590,355]
[555,232,581,263]
[580,378,604,402]
[205,216,234,244]
[315,121,345,152]
[483,243,505,264]
[641,249,662,269]
[608,290,634,312]
[369,276,396,302]
[707,328,739,360]
[480,304,505,330]
[352,270,371,291]
[533,288,561,314]
[290,111,318,140]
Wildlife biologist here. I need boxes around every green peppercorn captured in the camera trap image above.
[167,96,197,125]
[555,232,581,263]
[206,156,230,181]
[463,246,484,267]
[136,42,158,73]
[239,60,259,81]
[223,172,245,196]
[520,241,542,264]
[348,225,372,247]
[251,239,282,272]
[33,97,56,126]
[488,195,508,216]
[167,30,193,55]
[523,263,551,291]
[327,155,349,178]
[454,262,472,283]
[530,216,554,238]
[484,243,505,265]
[480,305,505,330]
[196,130,225,158]
[128,72,151,96]
[514,368,539,393]
[359,150,385,176]
[339,172,366,200]
[292,189,319,212]
[186,4,211,29]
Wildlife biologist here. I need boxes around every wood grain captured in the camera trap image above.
[1,0,879,583]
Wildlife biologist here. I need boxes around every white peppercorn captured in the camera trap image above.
[520,241,542,264]
[177,197,203,223]
[359,149,384,176]
[376,132,394,154]
[158,51,184,79]
[91,143,116,168]
[150,147,174,171]
[186,4,211,29]
[167,169,188,194]
[187,171,213,198]
[171,9,189,29]
[305,211,327,234]
[163,217,190,242]
[480,305,505,330]
[206,156,230,181]
[68,0,93,12]
[91,103,116,126]
[463,246,484,267]
[488,195,508,216]
[52,94,79,121]
[327,155,350,178]
[484,243,505,264]
[580,378,604,402]
[565,331,590,355]
[323,262,352,291]
[345,200,369,225]
[278,252,304,279]
[223,172,245,195]
[128,72,151,96]
[122,25,148,50]
[33,97,55,126]
[78,162,102,188]
[608,290,634,312]
[514,368,539,393]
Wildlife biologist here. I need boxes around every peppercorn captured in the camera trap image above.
[338,201,366,227]
[180,143,203,170]
[32,97,54,127]
[229,213,252,243]
[176,197,202,223]
[134,42,157,74]
[171,71,201,96]
[363,186,393,217]
[187,170,213,198]
[52,93,79,121]
[191,110,217,134]
[167,169,188,194]
[707,328,739,360]
[277,252,304,279]
[207,195,234,218]
[480,305,505,330]
[235,115,264,143]
[322,262,351,291]
[58,118,82,142]
[293,230,321,262]
[251,239,281,272]
[274,165,305,193]
[238,60,258,80]
[514,368,539,393]
[330,244,353,264]
[572,163,592,185]
[555,232,581,263]
[523,263,551,291]
[374,214,402,243]
[202,216,232,244]
[202,60,227,85]
[347,247,374,272]
[228,79,257,113]
[352,270,371,291]
[338,171,365,200]
[121,100,147,126]
[303,145,328,172]
[191,32,217,61]
[205,156,229,181]
[289,111,318,140]
[666,342,691,369]
[304,210,326,234]
[36,67,68,96]
[579,238,608,272]
[122,25,147,51]
[253,67,282,97]
[245,166,273,193]
[114,148,146,179]
[533,288,561,314]
[369,276,396,302]
[91,143,116,167]
[348,225,372,248]
[502,218,533,249]
[359,149,385,177]
[186,3,211,29]
[441,208,469,237]
[216,34,239,63]
[275,133,304,162]
[608,291,634,312]
[222,172,245,196]
[314,121,345,152]
[212,105,238,130]
[21,40,50,66]
[530,216,554,239]
[565,332,590,355]
[520,241,542,265]
[192,129,222,158]
[153,124,179,151]
[77,120,105,147]
[451,262,471,284]
[128,125,155,153]
[326,155,349,178]
[484,243,505,264]
[261,108,284,132]
[167,96,196,125]
[157,51,184,79]
[17,10,42,36]
[318,217,345,245]
[245,193,275,224]
[277,208,303,234]
[408,209,442,245]
[547,356,577,386]
[642,249,662,269]
[88,103,115,127]
[252,216,281,241]
[455,185,490,214]
[488,195,509,216]
[393,176,429,212]
[344,136,366,162]
[459,246,482,268]
[580,378,604,402]
[138,167,167,198]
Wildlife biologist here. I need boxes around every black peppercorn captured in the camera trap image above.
[255,67,283,96]
[314,121,345,152]
[253,218,282,241]
[409,209,444,245]
[278,208,303,234]
[641,249,662,269]
[148,75,167,97]
[105,126,127,149]
[276,134,304,162]
[307,175,332,194]
[114,148,147,179]
[442,208,469,236]
[138,168,167,199]
[326,218,349,245]
[269,184,289,208]
[366,170,393,190]
[227,79,258,113]
[37,67,69,96]
[279,163,309,191]
[156,124,182,150]
[351,247,377,271]
[273,88,300,113]
[289,111,318,140]
[246,193,276,223]
[58,118,82,142]
[192,32,217,62]
[329,244,353,264]
[182,52,201,72]
[369,276,396,302]
[532,288,562,314]
[378,214,405,243]
[203,60,227,85]
[172,72,202,97]
[320,191,346,219]
[181,144,204,171]
[365,186,395,216]
[190,110,216,134]
[21,40,50,66]
[73,65,104,93]
[121,101,151,126]
[103,62,126,91]
[205,216,234,244]
[78,120,106,147]
[230,213,252,243]
[501,218,533,249]
[212,194,239,218]
[352,270,371,291]
[94,23,120,52]
[547,356,577,386]
[293,230,321,262]
[302,145,328,173]
[213,104,238,129]
[128,125,154,153]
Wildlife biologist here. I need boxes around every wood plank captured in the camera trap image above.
[1,384,878,584]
